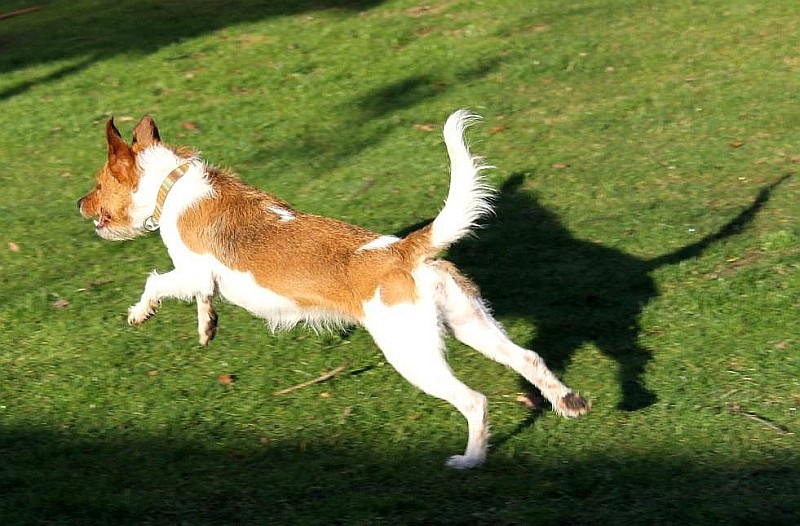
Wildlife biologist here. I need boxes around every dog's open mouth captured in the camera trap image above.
[94,209,112,230]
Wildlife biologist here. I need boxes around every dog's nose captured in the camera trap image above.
[77,197,83,211]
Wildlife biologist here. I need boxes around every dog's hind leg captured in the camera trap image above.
[433,262,589,417]
[362,293,489,469]
[196,294,218,346]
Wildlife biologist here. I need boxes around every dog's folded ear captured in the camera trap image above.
[106,116,136,182]
[132,115,161,152]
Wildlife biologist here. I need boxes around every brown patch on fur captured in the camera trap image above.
[177,169,430,319]
[379,270,419,305]
[105,118,137,185]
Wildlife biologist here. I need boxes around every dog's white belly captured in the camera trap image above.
[212,262,352,331]
[215,265,296,315]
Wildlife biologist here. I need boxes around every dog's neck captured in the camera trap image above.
[140,162,191,231]
[131,146,211,233]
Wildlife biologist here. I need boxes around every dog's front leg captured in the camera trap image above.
[128,269,206,325]
[196,294,218,346]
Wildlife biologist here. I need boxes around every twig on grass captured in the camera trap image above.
[273,363,349,396]
[0,6,42,21]
[726,402,794,436]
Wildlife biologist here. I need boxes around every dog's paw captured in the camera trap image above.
[554,391,590,418]
[198,326,216,346]
[198,310,218,346]
[127,302,156,325]
[445,454,485,470]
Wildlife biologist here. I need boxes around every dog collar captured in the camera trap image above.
[142,162,191,231]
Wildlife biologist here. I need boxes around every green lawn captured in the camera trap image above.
[1,0,799,524]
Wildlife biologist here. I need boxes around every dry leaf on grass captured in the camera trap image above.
[515,394,540,410]
[7,242,19,252]
[217,373,236,385]
[413,123,435,132]
[51,298,70,309]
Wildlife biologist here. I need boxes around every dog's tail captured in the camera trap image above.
[401,110,494,260]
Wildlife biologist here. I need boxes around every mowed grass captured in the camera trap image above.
[1,0,799,524]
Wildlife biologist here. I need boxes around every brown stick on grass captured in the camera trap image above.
[726,402,794,436]
[0,6,42,21]
[273,363,349,396]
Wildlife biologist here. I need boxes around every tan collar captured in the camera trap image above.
[142,163,191,231]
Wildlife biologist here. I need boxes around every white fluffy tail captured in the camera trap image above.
[430,110,494,251]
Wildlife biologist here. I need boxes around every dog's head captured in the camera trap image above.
[77,115,162,240]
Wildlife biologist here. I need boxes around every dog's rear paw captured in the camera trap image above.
[555,391,590,417]
[446,454,485,470]
[128,302,156,325]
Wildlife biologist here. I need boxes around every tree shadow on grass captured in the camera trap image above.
[244,75,452,178]
[449,173,789,415]
[245,57,501,178]
[0,0,385,100]
[357,57,500,120]
[0,426,798,525]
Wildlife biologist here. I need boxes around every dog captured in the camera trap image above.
[77,110,589,468]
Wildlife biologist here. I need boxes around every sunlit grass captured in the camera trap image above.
[1,0,799,524]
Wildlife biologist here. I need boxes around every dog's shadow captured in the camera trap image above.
[441,172,788,430]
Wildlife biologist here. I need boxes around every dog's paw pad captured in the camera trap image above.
[557,392,590,417]
[445,454,485,470]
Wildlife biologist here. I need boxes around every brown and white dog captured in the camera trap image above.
[77,110,588,468]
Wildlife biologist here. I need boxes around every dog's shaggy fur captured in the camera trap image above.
[78,111,588,468]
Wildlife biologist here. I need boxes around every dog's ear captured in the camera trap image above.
[105,116,135,182]
[132,115,161,152]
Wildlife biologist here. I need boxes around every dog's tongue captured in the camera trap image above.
[97,215,107,228]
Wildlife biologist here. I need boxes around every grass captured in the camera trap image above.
[1,0,799,523]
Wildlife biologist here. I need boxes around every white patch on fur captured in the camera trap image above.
[267,205,295,222]
[357,235,399,252]
[430,110,495,251]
